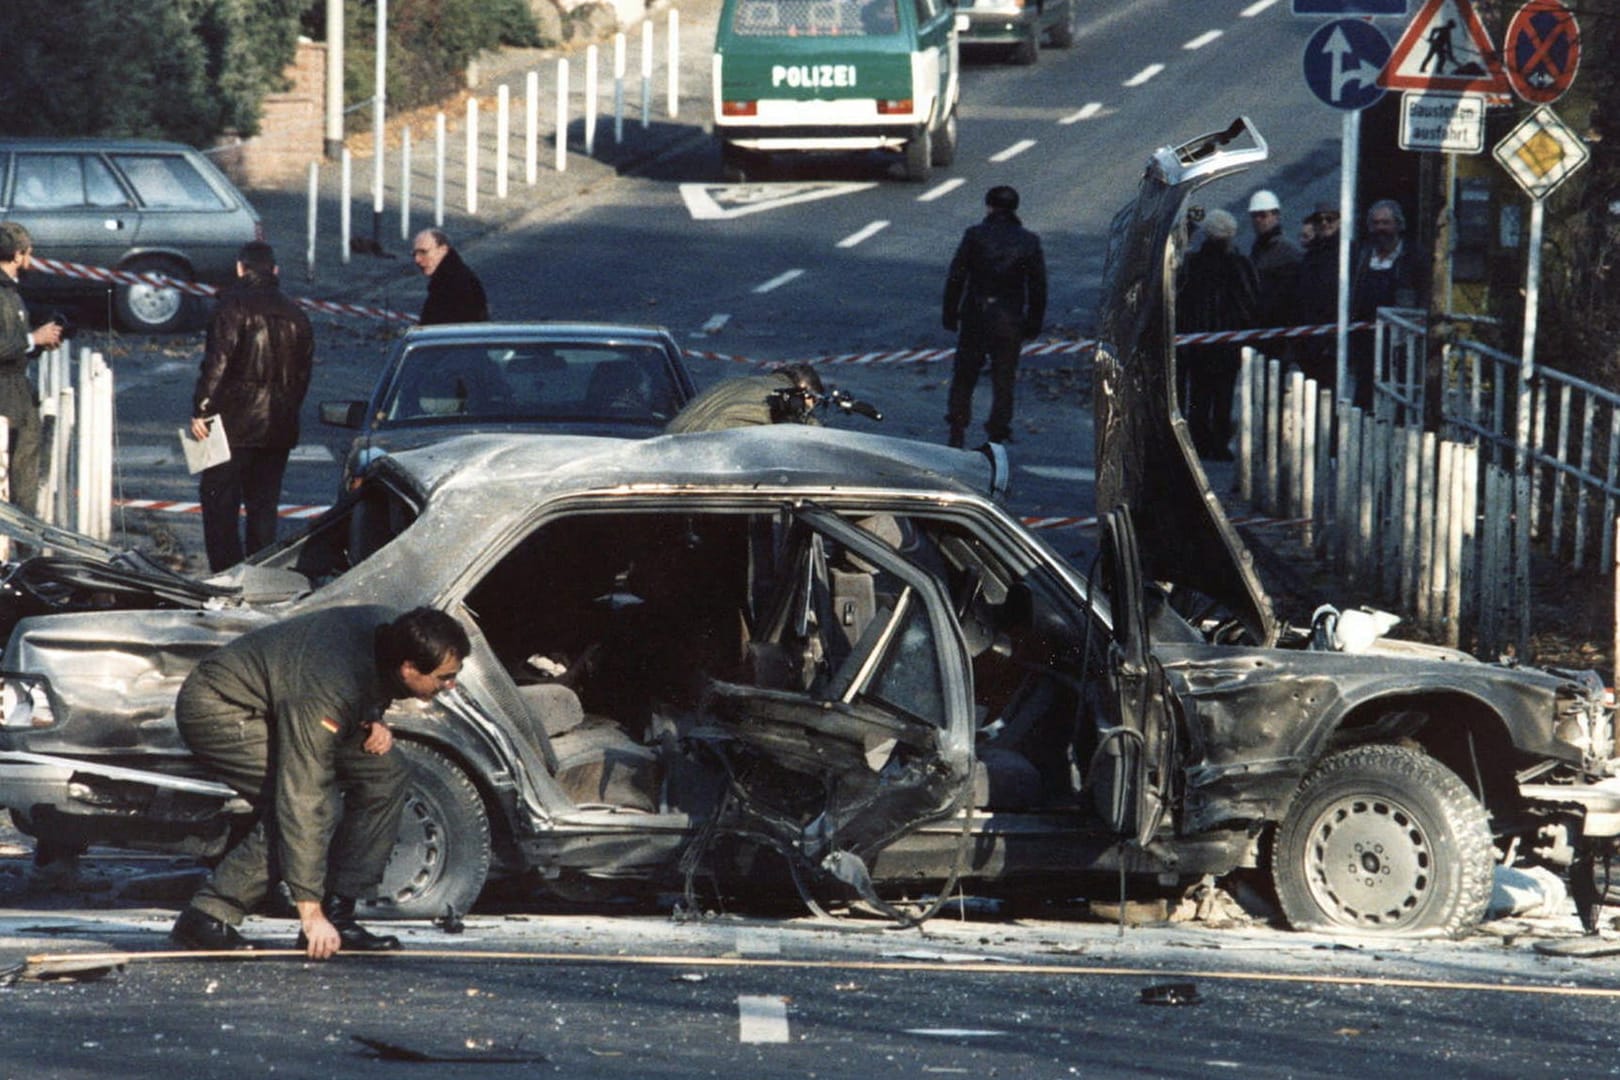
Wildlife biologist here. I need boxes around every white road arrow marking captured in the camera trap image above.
[680,182,878,221]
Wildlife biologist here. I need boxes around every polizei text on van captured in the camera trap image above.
[771,63,857,88]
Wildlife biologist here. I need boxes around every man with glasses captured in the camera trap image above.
[412,228,489,325]
[0,222,64,515]
[169,606,471,960]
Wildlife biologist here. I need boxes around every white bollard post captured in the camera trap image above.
[526,70,539,184]
[640,21,653,129]
[400,127,412,242]
[556,59,569,173]
[585,45,599,157]
[434,112,447,226]
[340,148,352,264]
[466,96,479,214]
[497,84,510,199]
[75,349,91,535]
[614,33,627,144]
[306,161,318,281]
[667,10,679,118]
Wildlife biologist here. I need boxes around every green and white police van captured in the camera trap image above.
[712,0,961,181]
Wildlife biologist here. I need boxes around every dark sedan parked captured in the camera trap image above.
[321,321,698,488]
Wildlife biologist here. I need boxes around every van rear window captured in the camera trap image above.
[733,0,900,37]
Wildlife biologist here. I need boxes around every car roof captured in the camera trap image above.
[397,322,677,346]
[386,425,999,506]
[0,137,203,154]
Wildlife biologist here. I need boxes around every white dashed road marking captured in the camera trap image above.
[1240,0,1280,15]
[918,178,965,202]
[1059,102,1103,125]
[699,313,731,333]
[117,443,334,467]
[836,221,890,248]
[752,270,804,294]
[1123,64,1165,87]
[989,139,1037,162]
[738,995,790,1043]
[1184,30,1223,49]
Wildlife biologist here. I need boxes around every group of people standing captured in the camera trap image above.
[1175,189,1418,461]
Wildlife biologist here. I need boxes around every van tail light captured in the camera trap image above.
[722,100,758,117]
[877,99,913,115]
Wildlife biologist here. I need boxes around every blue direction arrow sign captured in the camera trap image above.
[1303,19,1391,109]
[1294,1,1408,13]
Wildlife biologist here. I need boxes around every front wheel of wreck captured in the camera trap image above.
[1273,744,1495,937]
[360,742,492,920]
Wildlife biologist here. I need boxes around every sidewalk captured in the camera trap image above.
[245,0,722,319]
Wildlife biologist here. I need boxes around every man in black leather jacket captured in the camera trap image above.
[190,242,315,571]
[942,186,1046,447]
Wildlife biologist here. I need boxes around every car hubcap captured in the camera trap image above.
[377,789,446,905]
[1303,794,1433,928]
[126,281,184,326]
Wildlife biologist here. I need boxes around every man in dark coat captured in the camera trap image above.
[169,605,471,959]
[413,228,490,325]
[1176,209,1257,460]
[190,242,314,571]
[1246,189,1302,333]
[0,222,64,517]
[665,363,824,433]
[1348,199,1418,409]
[1291,202,1343,392]
[942,186,1047,447]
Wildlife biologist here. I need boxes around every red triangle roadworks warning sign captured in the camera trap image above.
[1379,0,1509,94]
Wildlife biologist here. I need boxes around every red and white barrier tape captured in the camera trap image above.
[684,321,1372,370]
[29,257,417,325]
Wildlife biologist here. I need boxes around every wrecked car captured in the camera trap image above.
[0,119,1615,939]
[320,321,698,488]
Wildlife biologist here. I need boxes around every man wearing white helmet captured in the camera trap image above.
[1246,189,1301,333]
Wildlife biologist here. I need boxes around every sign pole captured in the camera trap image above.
[1513,197,1544,660]
[1336,108,1357,398]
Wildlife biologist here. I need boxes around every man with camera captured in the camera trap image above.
[0,221,64,516]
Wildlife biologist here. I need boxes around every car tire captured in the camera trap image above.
[114,256,193,334]
[1273,744,1494,937]
[903,128,934,183]
[1049,2,1075,48]
[359,741,492,920]
[1012,26,1039,65]
[930,106,958,168]
[720,142,758,183]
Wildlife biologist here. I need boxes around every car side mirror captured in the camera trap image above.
[320,401,367,429]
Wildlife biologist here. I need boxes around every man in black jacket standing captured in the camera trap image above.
[413,228,490,325]
[0,222,64,516]
[942,186,1046,448]
[190,242,314,571]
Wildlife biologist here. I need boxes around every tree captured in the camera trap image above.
[0,0,305,143]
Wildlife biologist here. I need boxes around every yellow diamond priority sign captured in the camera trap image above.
[1493,105,1589,200]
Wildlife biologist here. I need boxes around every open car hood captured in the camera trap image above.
[1092,118,1279,646]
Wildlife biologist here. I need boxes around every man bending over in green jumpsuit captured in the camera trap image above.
[169,606,471,959]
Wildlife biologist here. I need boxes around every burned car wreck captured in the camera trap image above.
[0,120,1616,939]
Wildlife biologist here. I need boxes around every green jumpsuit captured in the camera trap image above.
[177,605,408,927]
[0,271,41,517]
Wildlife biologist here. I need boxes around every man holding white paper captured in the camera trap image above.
[190,242,314,571]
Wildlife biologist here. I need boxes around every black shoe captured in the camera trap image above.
[296,895,402,953]
[170,907,256,951]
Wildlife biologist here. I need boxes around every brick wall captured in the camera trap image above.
[214,40,326,189]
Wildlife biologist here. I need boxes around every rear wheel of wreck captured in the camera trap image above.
[360,742,492,920]
[1273,744,1494,937]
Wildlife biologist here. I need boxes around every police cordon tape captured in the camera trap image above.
[113,498,1310,536]
[30,257,418,325]
[34,254,1368,355]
